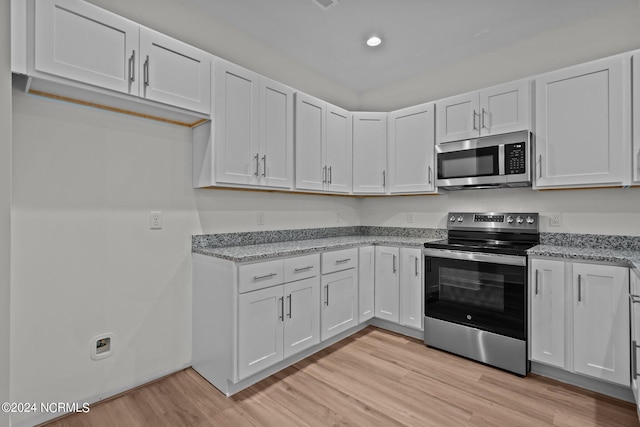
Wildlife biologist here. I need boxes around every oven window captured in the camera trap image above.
[439,267,504,311]
[438,146,499,179]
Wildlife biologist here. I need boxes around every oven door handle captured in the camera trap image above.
[422,249,526,266]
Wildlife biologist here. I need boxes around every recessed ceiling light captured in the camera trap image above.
[366,35,382,47]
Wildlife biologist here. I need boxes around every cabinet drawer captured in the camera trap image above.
[321,248,358,274]
[284,254,320,283]
[238,259,284,293]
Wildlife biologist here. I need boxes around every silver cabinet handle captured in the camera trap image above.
[535,269,539,295]
[128,50,135,83]
[392,254,397,274]
[415,256,419,277]
[577,274,582,302]
[253,272,277,281]
[324,285,329,306]
[143,55,150,87]
[538,154,543,179]
[481,108,488,130]
[428,166,432,184]
[328,166,332,184]
[323,165,327,183]
[254,154,260,177]
[633,340,640,380]
[287,294,292,319]
[279,296,284,321]
[630,295,640,304]
[294,265,314,272]
[473,110,479,131]
[382,170,386,188]
[335,258,351,264]
[261,154,267,177]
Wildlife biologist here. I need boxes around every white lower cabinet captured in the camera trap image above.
[375,246,400,323]
[530,258,630,386]
[630,270,640,416]
[358,246,375,323]
[321,266,358,340]
[400,248,423,330]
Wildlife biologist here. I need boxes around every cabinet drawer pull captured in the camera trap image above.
[324,285,329,306]
[294,265,314,272]
[415,256,419,277]
[323,165,327,183]
[335,258,351,264]
[262,154,267,177]
[287,294,292,319]
[473,110,479,131]
[279,296,284,321]
[254,153,260,177]
[328,166,332,184]
[428,166,432,184]
[382,170,386,188]
[538,154,543,179]
[253,272,277,281]
[535,270,539,295]
[128,50,135,83]
[392,254,397,274]
[143,55,150,87]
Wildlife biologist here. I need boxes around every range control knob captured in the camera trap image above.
[506,215,514,224]
[526,216,535,224]
[450,215,456,222]
[457,216,464,222]
[516,216,524,224]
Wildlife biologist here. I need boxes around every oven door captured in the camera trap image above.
[424,249,527,340]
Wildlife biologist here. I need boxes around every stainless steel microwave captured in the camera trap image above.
[435,131,531,190]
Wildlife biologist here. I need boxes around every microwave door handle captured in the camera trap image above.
[498,144,505,176]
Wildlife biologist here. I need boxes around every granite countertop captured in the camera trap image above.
[528,244,640,276]
[193,235,439,263]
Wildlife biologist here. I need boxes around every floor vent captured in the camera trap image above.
[312,0,340,11]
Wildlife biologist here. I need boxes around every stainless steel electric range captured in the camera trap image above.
[423,212,539,376]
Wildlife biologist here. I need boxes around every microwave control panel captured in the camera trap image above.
[504,142,526,175]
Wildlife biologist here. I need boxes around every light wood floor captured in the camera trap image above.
[43,327,638,427]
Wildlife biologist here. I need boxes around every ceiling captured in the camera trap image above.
[187,0,634,93]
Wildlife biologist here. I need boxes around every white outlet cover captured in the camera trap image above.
[150,211,163,230]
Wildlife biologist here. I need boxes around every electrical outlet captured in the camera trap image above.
[257,212,265,225]
[407,213,414,223]
[549,213,562,227]
[149,211,162,230]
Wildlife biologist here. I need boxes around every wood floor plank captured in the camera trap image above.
[41,326,639,427]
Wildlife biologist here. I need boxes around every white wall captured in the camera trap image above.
[359,3,640,111]
[1,1,11,426]
[359,187,640,236]
[8,1,640,426]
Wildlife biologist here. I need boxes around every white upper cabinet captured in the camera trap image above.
[436,79,530,144]
[34,0,139,95]
[633,51,640,184]
[139,27,211,114]
[388,103,436,194]
[295,93,352,193]
[207,60,293,189]
[353,112,388,194]
[21,0,211,124]
[534,55,629,189]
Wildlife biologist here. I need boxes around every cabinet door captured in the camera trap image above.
[535,56,627,188]
[530,259,566,368]
[283,277,320,359]
[325,105,353,194]
[400,248,423,330]
[214,61,260,186]
[633,53,640,184]
[321,269,358,340]
[388,103,435,193]
[374,246,400,323]
[34,0,139,95]
[436,92,480,143]
[237,286,284,379]
[352,113,388,194]
[295,92,325,191]
[480,79,530,137]
[572,263,629,386]
[139,28,211,114]
[358,246,375,323]
[260,78,294,189]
